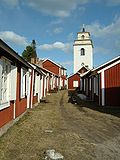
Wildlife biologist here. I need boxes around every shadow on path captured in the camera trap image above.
[68,90,120,118]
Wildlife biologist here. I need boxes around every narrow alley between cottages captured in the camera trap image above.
[1,90,120,160]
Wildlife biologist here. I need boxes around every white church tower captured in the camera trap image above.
[73,25,93,73]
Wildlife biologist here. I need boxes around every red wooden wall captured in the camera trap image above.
[68,74,80,90]
[0,102,14,128]
[105,63,120,106]
[42,60,59,75]
[15,66,27,118]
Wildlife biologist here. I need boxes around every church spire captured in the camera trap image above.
[82,24,85,32]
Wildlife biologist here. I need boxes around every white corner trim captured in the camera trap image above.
[44,77,46,97]
[31,70,34,108]
[101,71,105,106]
[13,100,16,119]
[89,78,91,91]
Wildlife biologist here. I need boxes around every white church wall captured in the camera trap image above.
[74,45,93,73]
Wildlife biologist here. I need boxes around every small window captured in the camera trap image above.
[34,73,39,95]
[73,81,78,87]
[0,58,11,110]
[81,48,85,56]
[81,35,85,39]
[0,59,11,104]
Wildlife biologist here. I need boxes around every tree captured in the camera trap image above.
[22,40,37,62]
[22,46,34,62]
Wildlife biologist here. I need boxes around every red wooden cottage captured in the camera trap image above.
[42,59,67,89]
[39,66,59,93]
[29,63,44,107]
[81,56,120,106]
[67,66,89,90]
[0,39,67,136]
[67,72,81,90]
[0,39,34,135]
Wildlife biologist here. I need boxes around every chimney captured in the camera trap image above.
[31,57,35,64]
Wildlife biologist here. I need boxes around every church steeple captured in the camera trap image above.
[73,25,93,73]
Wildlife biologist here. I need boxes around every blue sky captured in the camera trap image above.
[0,0,120,75]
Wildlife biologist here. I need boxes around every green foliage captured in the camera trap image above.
[22,45,37,62]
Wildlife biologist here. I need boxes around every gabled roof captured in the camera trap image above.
[68,65,90,79]
[80,70,91,77]
[59,64,67,70]
[42,59,61,67]
[77,66,90,74]
[92,55,120,72]
[29,63,43,75]
[0,39,33,69]
[81,55,120,77]
[42,58,66,70]
[35,64,59,77]
[67,72,81,79]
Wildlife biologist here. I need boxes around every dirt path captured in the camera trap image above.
[0,90,120,160]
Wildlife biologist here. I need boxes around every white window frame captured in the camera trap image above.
[35,73,39,95]
[86,78,89,96]
[0,57,11,110]
[59,68,61,76]
[53,76,56,88]
[57,77,59,86]
[33,72,41,96]
[73,81,78,87]
[50,76,52,87]
[10,65,17,100]
[21,68,27,99]
[26,71,30,96]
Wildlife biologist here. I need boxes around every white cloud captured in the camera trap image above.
[39,41,72,53]
[85,16,120,55]
[1,0,120,13]
[53,27,63,34]
[86,17,120,37]
[0,31,28,46]
[24,0,90,18]
[39,44,52,51]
